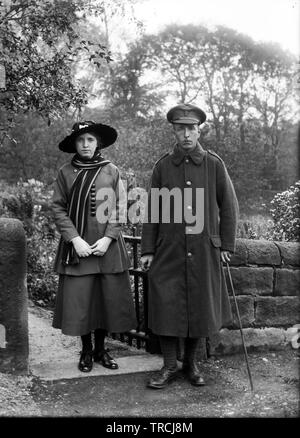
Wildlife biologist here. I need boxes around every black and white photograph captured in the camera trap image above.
[0,0,299,424]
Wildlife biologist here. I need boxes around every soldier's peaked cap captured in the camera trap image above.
[167,103,206,125]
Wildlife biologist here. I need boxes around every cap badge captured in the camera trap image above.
[78,123,89,130]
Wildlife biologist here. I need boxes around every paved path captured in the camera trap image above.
[28,304,163,381]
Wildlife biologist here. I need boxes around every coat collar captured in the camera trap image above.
[171,142,206,166]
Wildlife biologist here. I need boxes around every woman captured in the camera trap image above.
[52,120,136,372]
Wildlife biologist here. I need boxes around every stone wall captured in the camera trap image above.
[0,218,28,374]
[210,239,300,354]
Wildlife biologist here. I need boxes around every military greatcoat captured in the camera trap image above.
[141,143,239,338]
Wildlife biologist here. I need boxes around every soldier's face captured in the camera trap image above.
[173,124,200,151]
[75,132,98,159]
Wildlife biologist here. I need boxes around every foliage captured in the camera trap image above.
[1,16,299,217]
[0,178,34,233]
[26,233,59,308]
[267,181,300,241]
[83,22,298,197]
[0,111,73,183]
[237,215,274,240]
[0,178,59,307]
[104,117,174,183]
[106,40,166,120]
[0,0,112,140]
[102,23,298,194]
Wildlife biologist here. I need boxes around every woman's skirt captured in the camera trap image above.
[52,271,136,336]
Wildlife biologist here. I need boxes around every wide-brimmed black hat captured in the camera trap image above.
[59,120,118,153]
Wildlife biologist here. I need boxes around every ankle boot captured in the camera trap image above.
[78,349,93,372]
[187,358,205,386]
[147,335,178,389]
[183,338,205,386]
[147,366,178,389]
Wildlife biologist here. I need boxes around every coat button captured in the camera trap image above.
[185,158,189,163]
[187,205,192,210]
[186,180,192,186]
[187,252,192,257]
[74,169,78,173]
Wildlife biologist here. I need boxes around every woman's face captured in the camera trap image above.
[75,132,98,159]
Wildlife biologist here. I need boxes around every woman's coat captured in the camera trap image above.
[52,161,130,276]
[141,143,239,338]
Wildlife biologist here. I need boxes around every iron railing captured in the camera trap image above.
[110,233,161,353]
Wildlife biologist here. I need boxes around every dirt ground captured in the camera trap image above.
[0,350,298,418]
[0,302,299,418]
[28,350,298,418]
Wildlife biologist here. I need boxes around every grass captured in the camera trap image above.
[237,214,274,240]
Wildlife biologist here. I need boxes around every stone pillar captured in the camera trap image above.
[0,218,28,374]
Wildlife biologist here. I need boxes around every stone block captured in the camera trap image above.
[275,242,300,267]
[225,267,273,296]
[246,240,281,266]
[209,327,290,355]
[228,295,255,328]
[255,296,300,327]
[274,269,300,296]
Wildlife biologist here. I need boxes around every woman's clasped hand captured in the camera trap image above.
[71,236,112,257]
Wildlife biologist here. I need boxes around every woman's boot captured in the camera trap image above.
[79,332,93,372]
[93,328,118,369]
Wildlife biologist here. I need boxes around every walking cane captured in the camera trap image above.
[226,262,254,392]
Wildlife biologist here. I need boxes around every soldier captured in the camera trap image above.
[141,104,239,389]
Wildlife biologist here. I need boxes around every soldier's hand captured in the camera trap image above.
[221,251,231,264]
[141,254,154,270]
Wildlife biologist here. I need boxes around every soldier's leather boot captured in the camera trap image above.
[183,338,206,386]
[147,335,179,389]
[186,359,205,386]
[147,366,178,389]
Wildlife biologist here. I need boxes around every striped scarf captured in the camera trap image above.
[61,150,110,266]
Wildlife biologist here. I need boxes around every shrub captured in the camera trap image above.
[267,181,300,242]
[0,179,59,307]
[27,234,59,308]
[237,215,274,240]
[0,181,34,235]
